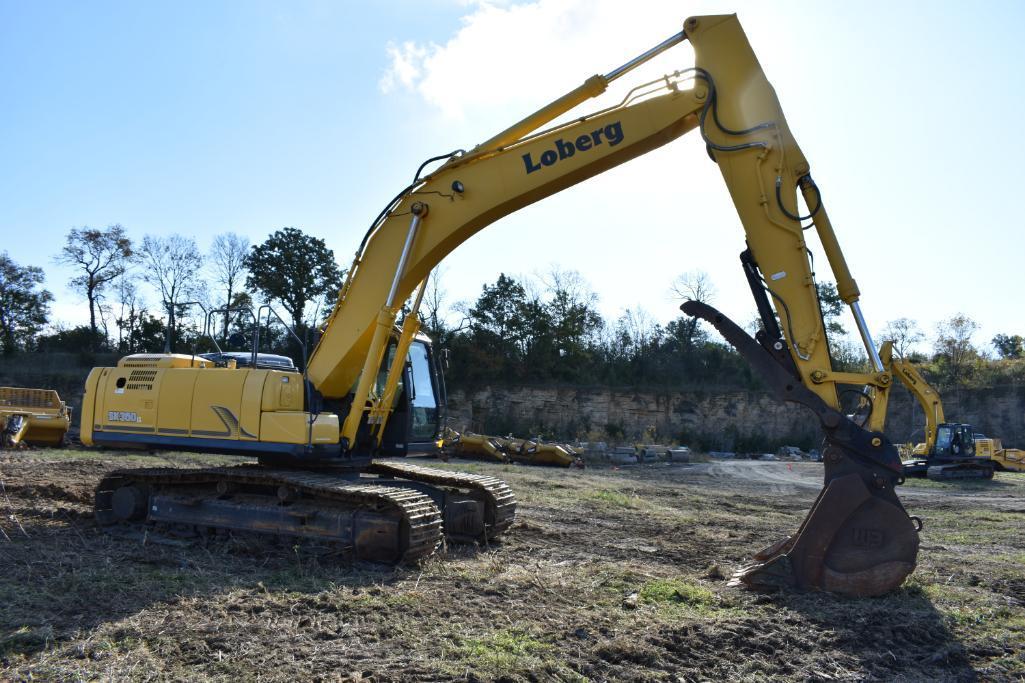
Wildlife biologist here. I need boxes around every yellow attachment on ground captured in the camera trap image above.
[975,438,1025,473]
[0,386,71,447]
[442,428,583,468]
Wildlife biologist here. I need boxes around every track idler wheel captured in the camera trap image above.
[730,446,920,597]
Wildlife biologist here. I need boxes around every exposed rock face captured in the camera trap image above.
[446,384,1025,450]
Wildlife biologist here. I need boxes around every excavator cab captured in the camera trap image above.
[934,423,975,458]
[903,421,994,479]
[374,334,446,456]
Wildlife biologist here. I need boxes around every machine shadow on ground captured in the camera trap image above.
[771,586,978,681]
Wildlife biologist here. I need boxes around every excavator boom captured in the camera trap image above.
[302,14,920,595]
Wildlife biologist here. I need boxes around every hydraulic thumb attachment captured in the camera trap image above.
[681,301,920,597]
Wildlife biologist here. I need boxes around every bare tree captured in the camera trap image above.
[209,232,250,341]
[139,235,205,351]
[880,317,924,358]
[670,270,717,304]
[420,266,449,339]
[111,270,144,352]
[610,307,658,360]
[670,270,716,347]
[55,224,133,349]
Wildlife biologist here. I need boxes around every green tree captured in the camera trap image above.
[815,281,867,371]
[463,273,532,380]
[815,281,846,336]
[0,253,52,354]
[992,333,1024,360]
[934,313,981,388]
[55,224,133,349]
[245,227,343,338]
[128,312,167,353]
[539,268,603,381]
[224,291,256,346]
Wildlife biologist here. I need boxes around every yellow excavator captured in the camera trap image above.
[81,14,924,596]
[884,343,1025,478]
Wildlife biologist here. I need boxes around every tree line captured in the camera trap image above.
[426,269,1024,392]
[0,228,1022,393]
[0,225,342,358]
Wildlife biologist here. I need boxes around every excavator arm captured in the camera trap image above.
[882,341,945,454]
[306,14,919,595]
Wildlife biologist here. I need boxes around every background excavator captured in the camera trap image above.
[884,342,1025,479]
[80,14,923,596]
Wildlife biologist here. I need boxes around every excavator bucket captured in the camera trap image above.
[730,445,920,596]
[0,386,72,448]
[683,302,920,597]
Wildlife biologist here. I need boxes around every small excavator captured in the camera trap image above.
[884,343,1025,479]
[82,14,926,596]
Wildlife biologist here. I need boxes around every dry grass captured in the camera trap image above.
[1,451,1023,681]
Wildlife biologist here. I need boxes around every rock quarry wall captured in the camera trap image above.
[446,384,1025,451]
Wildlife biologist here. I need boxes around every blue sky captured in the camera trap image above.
[2,1,1024,355]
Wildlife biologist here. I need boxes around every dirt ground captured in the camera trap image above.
[1,450,1023,682]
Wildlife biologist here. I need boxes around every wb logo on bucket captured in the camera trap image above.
[852,528,884,548]
[522,121,625,174]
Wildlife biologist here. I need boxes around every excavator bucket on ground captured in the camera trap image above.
[684,302,920,597]
[0,386,71,448]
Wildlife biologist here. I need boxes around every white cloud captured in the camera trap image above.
[379,41,432,94]
[373,2,1019,345]
[379,0,694,120]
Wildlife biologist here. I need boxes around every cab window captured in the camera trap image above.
[407,341,438,441]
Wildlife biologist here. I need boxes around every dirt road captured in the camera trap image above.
[1,451,1023,681]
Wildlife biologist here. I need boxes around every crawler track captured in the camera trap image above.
[368,461,517,541]
[95,466,443,563]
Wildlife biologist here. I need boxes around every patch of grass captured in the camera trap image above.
[451,628,553,676]
[586,488,651,509]
[916,581,1025,644]
[639,578,716,607]
[921,509,1025,546]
